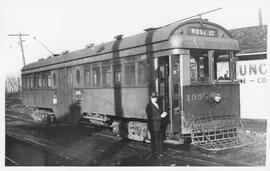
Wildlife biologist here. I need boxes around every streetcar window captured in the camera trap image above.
[190,50,209,82]
[76,70,80,84]
[30,75,34,88]
[137,61,148,85]
[214,51,231,81]
[113,64,122,86]
[85,69,91,87]
[190,57,197,81]
[38,74,42,88]
[34,74,38,88]
[27,75,30,89]
[216,62,230,80]
[67,70,72,86]
[25,76,28,89]
[47,74,52,88]
[92,67,100,87]
[53,73,56,87]
[26,76,29,89]
[124,63,135,86]
[27,76,30,88]
[42,74,46,88]
[102,66,112,87]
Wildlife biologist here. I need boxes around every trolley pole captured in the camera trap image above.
[8,33,30,66]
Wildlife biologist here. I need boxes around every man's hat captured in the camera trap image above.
[151,92,157,98]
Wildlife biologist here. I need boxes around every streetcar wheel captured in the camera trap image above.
[46,114,51,125]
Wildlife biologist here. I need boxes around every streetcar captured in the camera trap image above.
[21,17,253,151]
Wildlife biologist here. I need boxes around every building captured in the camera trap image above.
[229,25,268,119]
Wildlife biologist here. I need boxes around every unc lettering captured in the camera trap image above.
[239,63,267,76]
[259,63,267,74]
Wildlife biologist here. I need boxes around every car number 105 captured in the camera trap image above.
[186,92,208,102]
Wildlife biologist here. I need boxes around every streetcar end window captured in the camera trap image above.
[189,49,235,83]
[214,51,233,81]
[190,50,210,82]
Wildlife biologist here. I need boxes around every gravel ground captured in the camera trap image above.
[5,100,268,166]
[202,118,267,166]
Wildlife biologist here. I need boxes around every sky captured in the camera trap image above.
[0,0,269,77]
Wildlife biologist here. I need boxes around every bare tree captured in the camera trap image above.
[5,74,21,99]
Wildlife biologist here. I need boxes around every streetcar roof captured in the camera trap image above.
[22,18,238,72]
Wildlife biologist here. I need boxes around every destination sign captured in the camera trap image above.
[188,27,218,37]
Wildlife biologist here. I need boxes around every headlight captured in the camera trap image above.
[209,92,222,103]
[214,93,222,102]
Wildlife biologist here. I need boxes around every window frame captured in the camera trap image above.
[137,60,149,86]
[92,67,101,87]
[102,65,112,87]
[113,64,122,87]
[47,74,52,88]
[76,69,81,85]
[124,62,136,86]
[189,49,236,84]
[84,69,91,87]
[38,73,42,88]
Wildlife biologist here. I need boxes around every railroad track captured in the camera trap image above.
[6,133,84,166]
[5,156,19,166]
[6,111,122,140]
[6,111,251,166]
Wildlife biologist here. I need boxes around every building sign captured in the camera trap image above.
[188,27,218,37]
[237,60,267,84]
[236,59,269,119]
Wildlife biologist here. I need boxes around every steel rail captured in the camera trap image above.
[6,133,84,165]
[5,156,19,166]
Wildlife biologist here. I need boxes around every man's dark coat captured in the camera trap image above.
[146,102,162,131]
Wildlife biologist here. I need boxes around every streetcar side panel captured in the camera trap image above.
[22,89,54,109]
[81,87,149,119]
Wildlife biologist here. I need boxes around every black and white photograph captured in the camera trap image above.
[1,0,269,168]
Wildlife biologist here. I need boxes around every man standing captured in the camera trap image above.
[146,92,167,158]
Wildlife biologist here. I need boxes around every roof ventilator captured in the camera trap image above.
[61,50,69,55]
[114,34,123,40]
[85,43,95,48]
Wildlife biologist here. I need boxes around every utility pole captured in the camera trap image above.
[258,8,263,26]
[8,33,30,66]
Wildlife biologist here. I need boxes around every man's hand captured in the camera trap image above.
[161,112,167,118]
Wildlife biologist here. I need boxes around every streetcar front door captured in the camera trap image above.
[170,54,182,133]
[157,57,169,114]
[156,56,170,138]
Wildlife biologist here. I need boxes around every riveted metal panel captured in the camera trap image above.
[181,84,240,134]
